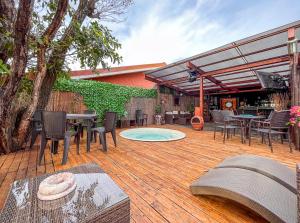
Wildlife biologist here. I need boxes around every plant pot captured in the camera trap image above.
[292,126,300,150]
[154,115,162,125]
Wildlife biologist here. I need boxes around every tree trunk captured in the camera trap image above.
[0,0,34,153]
[17,48,47,147]
[0,0,15,63]
[16,0,68,147]
[37,0,89,110]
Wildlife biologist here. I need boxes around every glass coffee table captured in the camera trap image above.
[0,163,130,223]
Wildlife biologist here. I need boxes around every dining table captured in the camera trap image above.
[230,114,265,140]
[67,113,98,152]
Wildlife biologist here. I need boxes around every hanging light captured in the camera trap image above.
[287,38,298,55]
[188,70,197,82]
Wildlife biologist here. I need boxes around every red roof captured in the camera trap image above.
[70,63,166,78]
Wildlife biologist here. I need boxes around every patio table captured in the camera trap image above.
[0,163,130,223]
[67,113,98,152]
[230,114,265,139]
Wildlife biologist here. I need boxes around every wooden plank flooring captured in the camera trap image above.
[0,125,299,222]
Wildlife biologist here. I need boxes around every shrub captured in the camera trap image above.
[53,78,157,121]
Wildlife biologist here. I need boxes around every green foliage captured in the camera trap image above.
[155,104,162,114]
[187,103,195,114]
[0,59,9,75]
[54,78,157,121]
[73,21,122,69]
[19,77,33,95]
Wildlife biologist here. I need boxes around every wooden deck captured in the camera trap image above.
[0,125,299,223]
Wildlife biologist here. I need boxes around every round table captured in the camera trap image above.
[67,113,98,152]
[230,114,265,140]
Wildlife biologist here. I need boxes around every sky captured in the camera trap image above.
[72,0,300,69]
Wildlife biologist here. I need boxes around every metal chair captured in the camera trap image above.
[29,110,42,149]
[211,110,243,143]
[38,111,80,165]
[92,112,117,151]
[249,110,291,152]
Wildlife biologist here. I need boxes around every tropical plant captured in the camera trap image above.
[154,104,162,115]
[187,103,195,114]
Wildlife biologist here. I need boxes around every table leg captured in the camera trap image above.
[51,140,59,154]
[87,120,91,152]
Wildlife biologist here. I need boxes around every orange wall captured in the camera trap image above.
[90,72,156,89]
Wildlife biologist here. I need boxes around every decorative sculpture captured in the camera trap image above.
[191,107,204,130]
[37,172,76,200]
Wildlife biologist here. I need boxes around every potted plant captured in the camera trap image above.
[154,104,162,125]
[187,103,195,115]
[117,110,129,128]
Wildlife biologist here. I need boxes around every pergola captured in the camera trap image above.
[145,20,300,109]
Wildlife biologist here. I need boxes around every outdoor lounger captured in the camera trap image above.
[215,154,296,193]
[190,155,298,223]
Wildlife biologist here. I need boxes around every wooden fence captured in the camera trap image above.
[125,97,157,124]
[46,91,198,124]
[46,91,87,113]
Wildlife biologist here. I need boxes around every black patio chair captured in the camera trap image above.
[211,110,243,143]
[92,112,117,151]
[249,110,292,152]
[135,109,148,126]
[79,110,97,141]
[29,110,42,149]
[165,113,174,124]
[38,111,80,165]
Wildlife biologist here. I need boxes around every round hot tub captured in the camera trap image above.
[120,128,185,142]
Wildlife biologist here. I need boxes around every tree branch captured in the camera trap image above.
[42,0,68,42]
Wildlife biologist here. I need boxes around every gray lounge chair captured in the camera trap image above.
[191,156,299,223]
[191,167,297,223]
[215,154,296,194]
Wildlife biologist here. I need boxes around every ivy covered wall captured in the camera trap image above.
[53,78,157,120]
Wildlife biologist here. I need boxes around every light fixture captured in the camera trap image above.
[287,38,298,55]
[188,70,197,82]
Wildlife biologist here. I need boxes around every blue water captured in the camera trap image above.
[124,132,175,140]
[120,128,185,141]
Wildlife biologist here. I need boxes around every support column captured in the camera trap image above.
[288,27,300,149]
[199,76,204,117]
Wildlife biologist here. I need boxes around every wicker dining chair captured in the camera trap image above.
[38,111,80,165]
[249,110,291,152]
[211,110,243,143]
[29,110,42,149]
[92,112,117,151]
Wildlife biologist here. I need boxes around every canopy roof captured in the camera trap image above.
[145,20,300,95]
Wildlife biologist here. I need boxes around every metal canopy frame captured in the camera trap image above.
[145,20,300,95]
